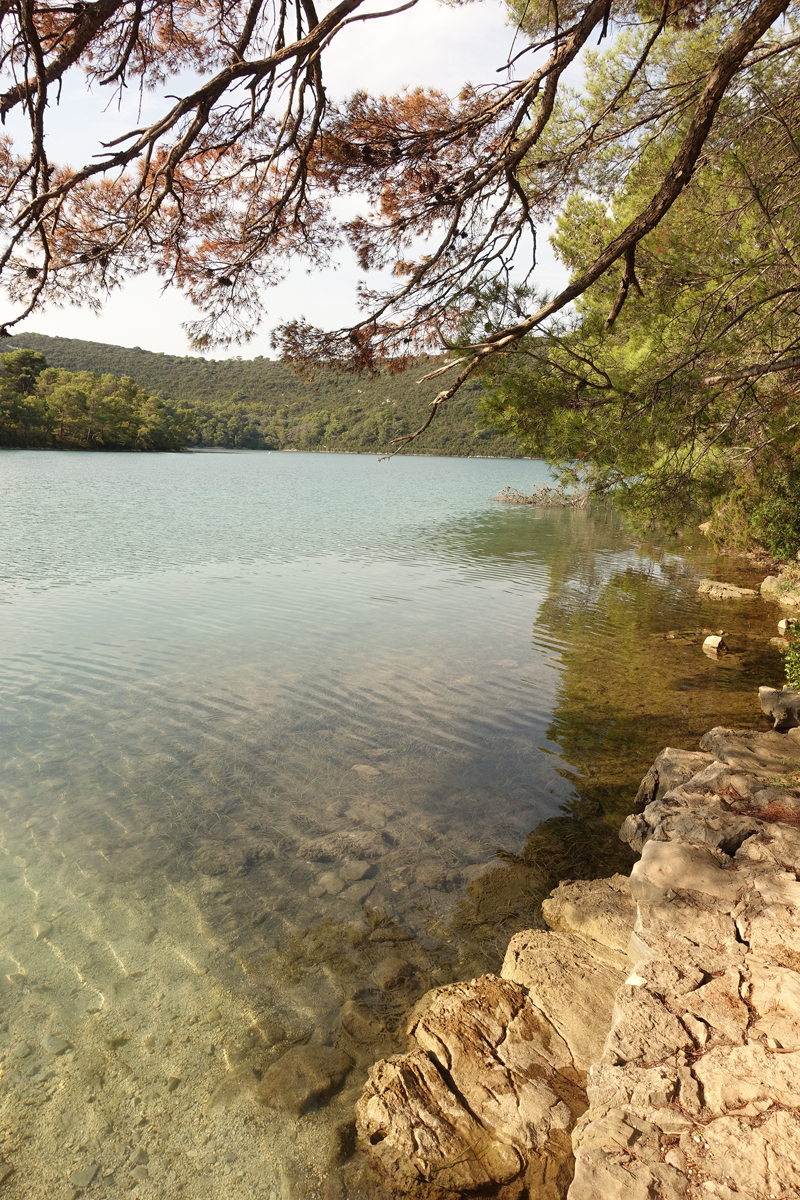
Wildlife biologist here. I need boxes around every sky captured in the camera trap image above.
[8,0,569,359]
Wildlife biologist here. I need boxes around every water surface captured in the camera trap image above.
[0,450,783,1199]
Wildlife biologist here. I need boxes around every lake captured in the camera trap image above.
[0,449,783,1199]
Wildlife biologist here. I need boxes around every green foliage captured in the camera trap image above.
[0,348,193,450]
[706,465,800,560]
[4,333,522,457]
[787,641,800,690]
[749,468,800,561]
[480,23,800,538]
[786,652,800,692]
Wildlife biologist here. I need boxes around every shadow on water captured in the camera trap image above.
[459,507,784,959]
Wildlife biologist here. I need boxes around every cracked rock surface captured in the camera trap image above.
[357,718,800,1199]
[355,975,586,1198]
[570,723,800,1200]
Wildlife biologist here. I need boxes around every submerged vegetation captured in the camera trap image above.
[3,335,520,457]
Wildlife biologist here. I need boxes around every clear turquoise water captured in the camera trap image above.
[0,449,783,1199]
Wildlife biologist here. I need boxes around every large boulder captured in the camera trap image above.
[633,747,716,809]
[356,975,585,1199]
[759,685,800,730]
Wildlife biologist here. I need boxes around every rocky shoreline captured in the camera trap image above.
[354,692,800,1199]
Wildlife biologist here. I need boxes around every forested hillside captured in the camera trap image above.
[0,348,192,450]
[4,334,522,456]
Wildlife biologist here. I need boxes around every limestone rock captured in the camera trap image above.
[692,1043,800,1111]
[372,955,412,990]
[703,634,727,656]
[339,859,371,881]
[541,875,636,955]
[409,976,586,1147]
[340,879,374,904]
[317,870,345,895]
[205,1064,258,1113]
[357,976,585,1198]
[640,785,762,855]
[632,748,716,809]
[356,1050,525,1198]
[699,726,800,775]
[698,579,757,600]
[670,969,748,1044]
[746,956,800,1049]
[762,574,800,607]
[632,897,742,970]
[258,1045,352,1115]
[585,1062,678,1116]
[680,1111,800,1197]
[501,931,627,1071]
[759,685,800,730]
[618,813,649,852]
[735,823,800,871]
[602,985,692,1066]
[629,840,741,905]
[569,1110,687,1200]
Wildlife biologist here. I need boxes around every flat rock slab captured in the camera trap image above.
[541,875,636,955]
[692,1043,800,1111]
[698,579,757,600]
[570,1111,688,1200]
[699,726,800,776]
[630,839,741,905]
[501,931,627,1071]
[681,1110,800,1197]
[602,984,693,1066]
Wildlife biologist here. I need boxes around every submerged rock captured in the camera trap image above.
[298,830,391,862]
[258,1044,352,1115]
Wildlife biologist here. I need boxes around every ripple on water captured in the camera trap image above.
[0,450,784,1197]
